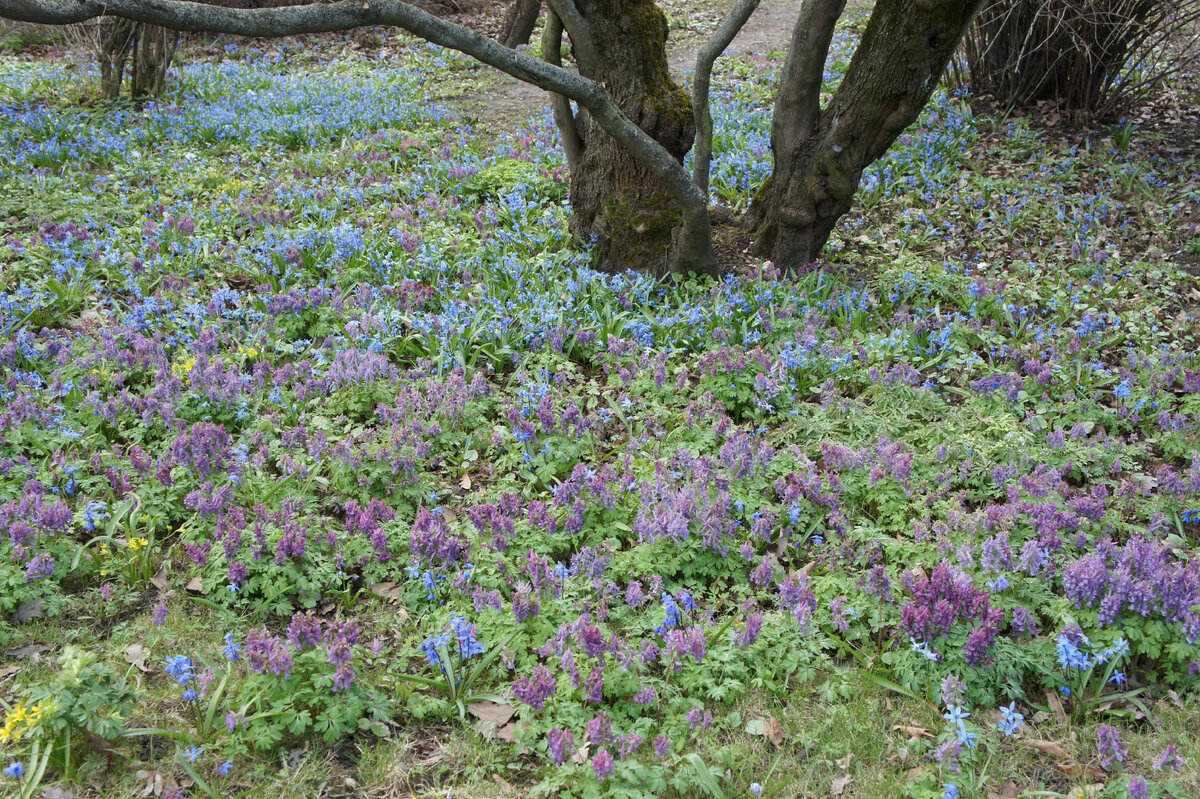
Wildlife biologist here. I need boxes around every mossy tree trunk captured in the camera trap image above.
[499,0,540,48]
[556,0,697,273]
[748,0,985,274]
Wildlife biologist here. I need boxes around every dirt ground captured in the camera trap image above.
[460,0,809,130]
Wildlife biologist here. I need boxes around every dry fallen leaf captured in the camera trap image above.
[11,599,45,624]
[571,743,590,765]
[150,566,169,591]
[1022,739,1071,759]
[830,774,853,797]
[369,581,401,602]
[1054,763,1107,781]
[835,752,854,771]
[764,716,784,749]
[460,473,472,490]
[0,665,20,679]
[892,725,933,740]
[1045,689,1067,725]
[468,701,516,726]
[125,643,151,672]
[185,577,205,593]
[41,787,79,799]
[7,643,51,660]
[987,779,1021,799]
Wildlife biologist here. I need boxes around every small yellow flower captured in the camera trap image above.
[127,537,149,551]
[172,353,197,383]
[1,702,27,743]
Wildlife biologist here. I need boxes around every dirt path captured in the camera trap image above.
[461,0,808,131]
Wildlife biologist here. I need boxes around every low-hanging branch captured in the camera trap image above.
[3,0,716,274]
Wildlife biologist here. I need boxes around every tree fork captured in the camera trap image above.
[749,0,984,274]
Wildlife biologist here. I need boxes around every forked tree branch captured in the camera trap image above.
[544,0,600,77]
[692,0,761,194]
[770,0,846,159]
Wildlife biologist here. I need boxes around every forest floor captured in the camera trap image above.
[0,5,1199,799]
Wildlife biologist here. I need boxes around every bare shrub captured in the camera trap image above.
[956,0,1200,116]
[62,17,178,100]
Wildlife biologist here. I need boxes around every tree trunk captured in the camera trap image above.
[98,18,136,99]
[131,22,179,97]
[565,0,696,274]
[749,0,984,274]
[499,0,540,48]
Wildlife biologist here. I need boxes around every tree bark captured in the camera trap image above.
[98,18,137,99]
[555,0,703,273]
[131,23,179,97]
[749,0,984,274]
[498,0,540,48]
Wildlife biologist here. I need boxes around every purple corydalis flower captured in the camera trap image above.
[653,733,671,757]
[618,732,643,760]
[735,612,763,647]
[547,727,573,765]
[633,685,657,705]
[940,675,967,706]
[592,749,615,780]
[1154,744,1185,771]
[583,665,604,703]
[586,712,613,746]
[152,602,169,625]
[1097,724,1126,771]
[24,552,54,581]
[513,665,556,711]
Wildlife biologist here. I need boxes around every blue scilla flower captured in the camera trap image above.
[165,655,196,682]
[1055,634,1092,670]
[219,760,233,776]
[998,702,1024,736]
[942,705,970,726]
[3,762,24,779]
[450,615,485,660]
[909,638,938,661]
[750,783,763,797]
[182,745,203,763]
[655,592,683,634]
[223,632,240,662]
[418,633,448,669]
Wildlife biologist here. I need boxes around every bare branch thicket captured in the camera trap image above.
[956,0,1200,115]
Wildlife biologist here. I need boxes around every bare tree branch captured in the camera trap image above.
[542,8,583,172]
[770,0,845,161]
[692,0,761,194]
[544,0,600,76]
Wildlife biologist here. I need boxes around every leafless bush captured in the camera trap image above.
[62,17,178,99]
[956,0,1200,116]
